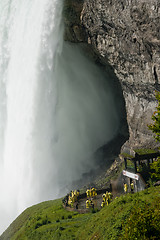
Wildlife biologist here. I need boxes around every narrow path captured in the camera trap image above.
[63,187,116,212]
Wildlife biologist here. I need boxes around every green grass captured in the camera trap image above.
[134,148,159,155]
[120,152,134,159]
[1,199,91,240]
[77,187,160,240]
[121,148,159,159]
[1,186,160,240]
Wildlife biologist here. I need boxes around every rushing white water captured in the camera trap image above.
[0,0,120,234]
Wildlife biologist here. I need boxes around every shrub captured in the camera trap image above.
[91,208,99,214]
[35,222,42,229]
[34,216,51,229]
[150,157,160,182]
[122,199,160,239]
[59,227,65,231]
[36,216,42,221]
[148,91,160,142]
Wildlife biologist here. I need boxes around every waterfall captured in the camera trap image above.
[0,0,120,233]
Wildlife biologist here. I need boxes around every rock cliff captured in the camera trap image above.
[63,0,160,151]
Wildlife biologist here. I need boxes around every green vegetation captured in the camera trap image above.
[148,91,160,142]
[121,148,159,158]
[134,148,159,155]
[150,157,160,182]
[1,199,91,240]
[123,197,160,240]
[126,159,134,170]
[120,152,134,159]
[1,186,160,240]
[2,97,160,240]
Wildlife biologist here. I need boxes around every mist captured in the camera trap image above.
[31,41,120,201]
[0,0,120,234]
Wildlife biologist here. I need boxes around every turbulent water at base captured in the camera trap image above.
[0,0,120,234]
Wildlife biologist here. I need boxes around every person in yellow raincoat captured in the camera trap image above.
[89,188,92,197]
[86,189,90,198]
[101,200,106,208]
[108,192,112,201]
[70,199,73,208]
[102,193,106,202]
[124,183,128,193]
[106,197,109,206]
[92,188,97,197]
[106,191,109,201]
[74,190,77,202]
[130,182,134,193]
[68,196,73,207]
[86,199,90,208]
[71,190,74,198]
[77,190,80,197]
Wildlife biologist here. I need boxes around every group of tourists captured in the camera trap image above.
[101,191,113,208]
[62,190,80,208]
[63,187,114,210]
[68,190,80,208]
[63,180,135,211]
[85,188,97,209]
[86,198,94,209]
[124,181,134,193]
[86,188,97,198]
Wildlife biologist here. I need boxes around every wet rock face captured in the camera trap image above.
[64,0,160,149]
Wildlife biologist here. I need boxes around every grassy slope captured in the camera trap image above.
[1,186,160,240]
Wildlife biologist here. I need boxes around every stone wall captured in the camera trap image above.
[63,0,160,150]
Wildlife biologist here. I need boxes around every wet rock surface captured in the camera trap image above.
[64,0,160,149]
